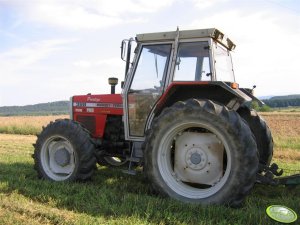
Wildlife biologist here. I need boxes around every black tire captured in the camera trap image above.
[237,106,273,166]
[144,99,258,206]
[33,119,96,181]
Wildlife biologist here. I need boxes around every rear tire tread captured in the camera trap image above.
[144,99,258,206]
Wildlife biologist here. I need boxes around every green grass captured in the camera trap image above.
[0,125,41,135]
[0,134,299,225]
[0,115,67,136]
[273,106,300,112]
[274,136,300,150]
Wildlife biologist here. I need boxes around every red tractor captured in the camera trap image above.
[33,28,274,206]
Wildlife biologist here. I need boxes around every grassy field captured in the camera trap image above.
[0,113,299,224]
[0,115,68,135]
[261,112,300,172]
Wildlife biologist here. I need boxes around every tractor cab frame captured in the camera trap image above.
[121,28,251,141]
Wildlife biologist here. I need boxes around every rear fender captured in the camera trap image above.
[156,81,251,113]
[145,81,252,130]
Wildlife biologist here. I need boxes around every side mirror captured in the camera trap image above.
[121,40,127,61]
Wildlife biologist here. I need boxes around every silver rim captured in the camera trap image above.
[157,121,232,199]
[40,135,76,181]
[104,157,128,166]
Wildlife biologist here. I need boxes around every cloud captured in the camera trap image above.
[191,0,229,9]
[90,0,175,16]
[73,57,123,68]
[187,9,300,95]
[5,0,175,30]
[0,38,77,83]
[1,0,299,106]
[0,28,22,40]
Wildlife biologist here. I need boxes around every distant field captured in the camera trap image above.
[259,112,300,177]
[0,115,68,135]
[272,106,300,112]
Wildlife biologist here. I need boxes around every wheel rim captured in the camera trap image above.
[104,157,128,166]
[40,135,76,181]
[157,121,232,199]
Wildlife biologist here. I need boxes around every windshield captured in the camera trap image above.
[214,43,235,82]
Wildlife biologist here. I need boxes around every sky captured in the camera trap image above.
[0,0,299,106]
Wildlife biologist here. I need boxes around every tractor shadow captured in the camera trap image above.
[0,162,163,217]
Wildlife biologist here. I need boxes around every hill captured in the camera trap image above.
[0,101,69,116]
[0,94,299,116]
[269,94,300,100]
[262,94,300,108]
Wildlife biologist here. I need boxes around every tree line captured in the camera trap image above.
[262,95,300,108]
[0,101,69,116]
[0,94,299,116]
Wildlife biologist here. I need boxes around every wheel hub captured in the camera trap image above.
[47,140,75,175]
[190,153,201,164]
[186,148,208,170]
[174,132,224,185]
[54,148,70,167]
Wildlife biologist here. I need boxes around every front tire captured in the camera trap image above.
[144,99,258,206]
[33,119,96,181]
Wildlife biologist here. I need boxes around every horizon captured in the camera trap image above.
[1,93,300,108]
[1,0,300,106]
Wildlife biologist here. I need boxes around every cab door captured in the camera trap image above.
[123,43,173,140]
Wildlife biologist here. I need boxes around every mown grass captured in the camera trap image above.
[0,113,299,224]
[272,106,300,112]
[0,124,40,135]
[0,115,68,135]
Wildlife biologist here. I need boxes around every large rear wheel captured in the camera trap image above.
[237,106,273,165]
[33,119,96,181]
[144,99,258,206]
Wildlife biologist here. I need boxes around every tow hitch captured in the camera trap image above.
[257,163,300,187]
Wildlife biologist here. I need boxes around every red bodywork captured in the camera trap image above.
[72,82,240,139]
[72,94,123,138]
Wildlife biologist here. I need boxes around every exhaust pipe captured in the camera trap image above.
[108,77,118,94]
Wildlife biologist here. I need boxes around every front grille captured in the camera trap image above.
[76,115,96,134]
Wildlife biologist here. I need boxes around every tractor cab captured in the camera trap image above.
[121,28,251,140]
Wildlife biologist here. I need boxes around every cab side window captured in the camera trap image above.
[174,42,211,81]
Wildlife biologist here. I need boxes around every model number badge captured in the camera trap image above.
[87,108,94,113]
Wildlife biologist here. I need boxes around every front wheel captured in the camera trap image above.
[33,119,96,181]
[144,99,258,206]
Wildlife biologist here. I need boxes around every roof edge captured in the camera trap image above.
[136,28,236,50]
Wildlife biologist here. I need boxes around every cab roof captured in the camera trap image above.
[136,28,236,51]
